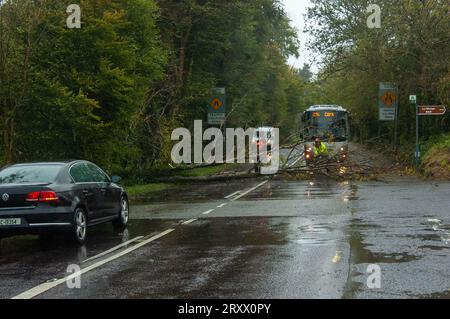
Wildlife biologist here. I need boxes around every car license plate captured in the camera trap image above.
[0,218,22,226]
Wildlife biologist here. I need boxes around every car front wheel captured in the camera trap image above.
[113,196,129,228]
[72,207,87,245]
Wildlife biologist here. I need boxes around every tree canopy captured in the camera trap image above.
[0,0,305,175]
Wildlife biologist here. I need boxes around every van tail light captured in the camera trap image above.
[26,191,59,202]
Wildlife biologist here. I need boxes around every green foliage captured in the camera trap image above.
[306,0,450,143]
[0,0,304,177]
[1,0,166,174]
[2,0,448,180]
[423,133,450,155]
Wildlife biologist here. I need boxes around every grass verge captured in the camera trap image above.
[422,134,450,179]
[125,164,238,199]
[126,183,174,198]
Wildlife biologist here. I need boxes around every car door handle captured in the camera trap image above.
[82,190,91,196]
[100,188,107,193]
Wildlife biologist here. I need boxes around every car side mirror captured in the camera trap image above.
[111,175,121,183]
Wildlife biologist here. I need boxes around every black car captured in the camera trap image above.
[0,161,129,244]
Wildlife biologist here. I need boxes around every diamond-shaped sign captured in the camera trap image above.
[208,87,226,125]
[210,98,223,111]
[381,92,397,108]
[379,83,397,121]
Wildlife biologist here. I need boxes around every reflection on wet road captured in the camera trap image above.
[1,177,450,299]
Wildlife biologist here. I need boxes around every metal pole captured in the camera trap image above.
[415,104,419,168]
[394,101,398,152]
[393,85,399,152]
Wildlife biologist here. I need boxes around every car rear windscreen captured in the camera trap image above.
[0,165,63,184]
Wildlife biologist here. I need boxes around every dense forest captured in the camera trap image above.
[0,0,449,178]
[0,0,311,176]
[306,0,450,150]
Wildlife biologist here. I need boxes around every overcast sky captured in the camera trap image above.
[282,0,316,72]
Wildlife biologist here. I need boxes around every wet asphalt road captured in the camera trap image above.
[1,176,450,299]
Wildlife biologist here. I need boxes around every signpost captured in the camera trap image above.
[379,83,398,121]
[409,95,419,166]
[417,105,446,116]
[412,98,447,167]
[207,87,226,126]
[379,82,399,150]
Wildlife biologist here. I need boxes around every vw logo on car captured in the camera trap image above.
[2,193,9,202]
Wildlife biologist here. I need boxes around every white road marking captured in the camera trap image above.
[217,203,227,208]
[12,229,175,299]
[82,236,144,263]
[12,180,270,299]
[232,180,269,201]
[225,191,241,199]
[182,218,197,225]
[202,209,214,215]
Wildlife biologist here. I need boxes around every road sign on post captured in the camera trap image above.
[413,100,448,168]
[417,105,446,116]
[207,87,226,126]
[379,82,398,121]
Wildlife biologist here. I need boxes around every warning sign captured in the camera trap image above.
[379,82,398,121]
[208,87,226,125]
[381,92,397,108]
[210,98,223,111]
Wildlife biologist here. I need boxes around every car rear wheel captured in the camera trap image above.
[72,208,87,245]
[113,196,129,228]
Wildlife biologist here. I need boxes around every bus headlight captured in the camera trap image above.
[339,146,348,161]
[305,147,313,160]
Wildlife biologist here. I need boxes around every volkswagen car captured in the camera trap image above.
[0,161,129,244]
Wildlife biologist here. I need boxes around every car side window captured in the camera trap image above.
[70,163,93,183]
[86,163,110,183]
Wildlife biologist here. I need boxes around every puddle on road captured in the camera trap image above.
[342,184,360,202]
[133,178,360,207]
[418,245,450,251]
[424,219,450,245]
[230,179,359,202]
[294,224,340,247]
[167,217,289,247]
[343,217,421,299]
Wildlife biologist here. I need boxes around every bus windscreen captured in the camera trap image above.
[303,111,348,142]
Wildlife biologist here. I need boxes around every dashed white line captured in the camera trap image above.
[232,180,269,201]
[182,218,197,225]
[202,209,215,215]
[225,191,241,199]
[82,236,144,263]
[12,228,175,299]
[13,180,271,299]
